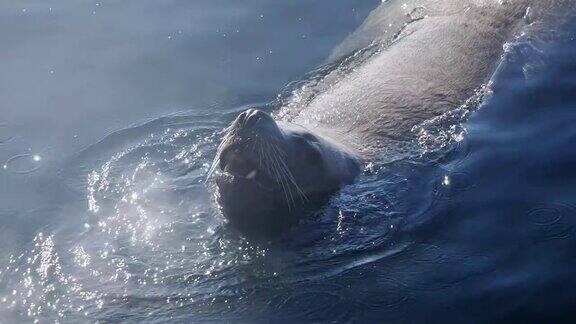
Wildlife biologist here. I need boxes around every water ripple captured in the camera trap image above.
[3,154,43,174]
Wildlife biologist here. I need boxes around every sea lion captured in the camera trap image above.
[209,109,360,236]
[208,0,571,236]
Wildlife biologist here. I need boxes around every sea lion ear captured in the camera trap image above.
[305,142,323,165]
[294,136,322,164]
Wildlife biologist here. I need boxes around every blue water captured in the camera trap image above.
[1,1,576,323]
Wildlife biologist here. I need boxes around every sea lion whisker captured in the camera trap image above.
[265,140,299,208]
[206,132,233,181]
[266,144,294,209]
[256,138,264,170]
[270,144,308,202]
[263,140,295,209]
[265,142,293,190]
[269,153,293,210]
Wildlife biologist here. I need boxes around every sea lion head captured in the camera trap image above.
[208,109,360,236]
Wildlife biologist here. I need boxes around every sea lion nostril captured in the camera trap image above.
[237,111,247,122]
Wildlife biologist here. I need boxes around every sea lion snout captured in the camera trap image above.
[219,109,283,176]
[233,109,279,137]
[242,109,270,129]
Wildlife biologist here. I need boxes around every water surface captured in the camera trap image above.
[1,1,576,323]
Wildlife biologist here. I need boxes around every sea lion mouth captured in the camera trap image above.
[217,144,276,192]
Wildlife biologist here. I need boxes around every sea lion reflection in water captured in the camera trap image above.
[207,0,573,237]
